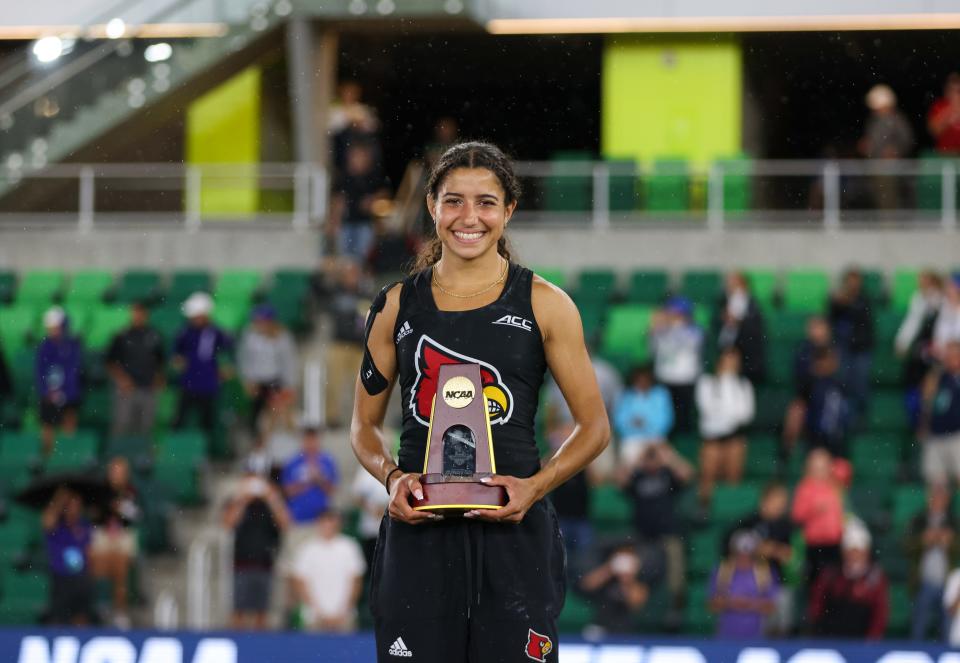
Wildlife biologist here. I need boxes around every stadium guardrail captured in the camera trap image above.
[0,158,958,231]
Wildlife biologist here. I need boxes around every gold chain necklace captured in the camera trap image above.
[432,258,508,299]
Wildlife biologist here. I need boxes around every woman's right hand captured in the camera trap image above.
[387,472,442,525]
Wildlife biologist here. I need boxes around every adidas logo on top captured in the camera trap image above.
[388,637,413,657]
[396,320,413,343]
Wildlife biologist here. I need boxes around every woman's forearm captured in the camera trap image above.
[351,421,398,487]
[532,417,609,497]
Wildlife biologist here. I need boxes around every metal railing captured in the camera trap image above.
[0,162,328,230]
[1,158,958,231]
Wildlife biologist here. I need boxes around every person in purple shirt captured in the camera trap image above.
[42,487,95,625]
[36,307,83,456]
[709,529,779,639]
[172,292,232,433]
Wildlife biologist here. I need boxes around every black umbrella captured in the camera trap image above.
[15,472,114,510]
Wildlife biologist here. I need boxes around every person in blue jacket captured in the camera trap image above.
[36,306,83,455]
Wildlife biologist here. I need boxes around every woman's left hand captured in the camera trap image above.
[464,475,544,524]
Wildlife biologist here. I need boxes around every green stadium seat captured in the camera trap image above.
[688,528,721,579]
[104,436,153,468]
[673,433,700,465]
[745,434,779,479]
[872,350,902,387]
[847,483,891,531]
[15,270,64,307]
[680,271,722,307]
[0,431,42,466]
[273,269,311,296]
[718,156,752,213]
[875,310,902,347]
[158,429,208,463]
[575,270,617,304]
[215,269,261,305]
[45,430,99,473]
[0,271,16,303]
[557,592,592,633]
[150,307,183,349]
[168,270,211,306]
[783,269,830,314]
[267,289,309,333]
[64,270,113,304]
[153,458,204,505]
[850,433,901,481]
[0,306,37,358]
[753,387,792,431]
[600,305,653,365]
[577,301,606,347]
[545,151,592,213]
[607,159,638,211]
[0,570,49,624]
[9,348,35,405]
[861,269,886,304]
[892,485,926,533]
[644,159,690,212]
[626,270,669,305]
[711,483,761,526]
[683,582,714,635]
[866,391,907,431]
[86,306,130,350]
[744,269,778,312]
[531,268,566,289]
[768,312,809,343]
[887,584,911,637]
[891,270,918,313]
[79,387,112,430]
[212,302,249,334]
[117,269,162,304]
[0,519,32,565]
[588,484,631,534]
[766,341,796,387]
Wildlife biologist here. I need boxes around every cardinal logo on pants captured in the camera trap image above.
[525,629,553,662]
[410,335,513,427]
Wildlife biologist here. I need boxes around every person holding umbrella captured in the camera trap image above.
[42,487,95,625]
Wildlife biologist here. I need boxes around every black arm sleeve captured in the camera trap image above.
[359,282,400,396]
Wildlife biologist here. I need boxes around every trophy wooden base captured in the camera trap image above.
[410,473,508,513]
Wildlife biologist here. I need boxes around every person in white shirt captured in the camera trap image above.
[351,464,390,569]
[895,270,943,358]
[650,296,704,433]
[695,348,755,505]
[933,274,960,361]
[292,510,366,632]
[942,564,960,646]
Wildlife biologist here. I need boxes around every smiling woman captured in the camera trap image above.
[350,142,610,662]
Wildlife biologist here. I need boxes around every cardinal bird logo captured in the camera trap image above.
[524,629,553,662]
[410,335,513,427]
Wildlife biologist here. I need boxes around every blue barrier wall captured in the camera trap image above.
[3,628,959,663]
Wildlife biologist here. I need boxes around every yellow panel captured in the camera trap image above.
[185,66,262,217]
[602,35,742,166]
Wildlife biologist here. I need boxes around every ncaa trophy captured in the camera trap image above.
[409,363,508,513]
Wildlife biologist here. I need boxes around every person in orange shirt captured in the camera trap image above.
[792,448,845,592]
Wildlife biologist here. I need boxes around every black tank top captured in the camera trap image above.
[393,262,547,478]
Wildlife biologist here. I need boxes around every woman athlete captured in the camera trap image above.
[351,141,610,662]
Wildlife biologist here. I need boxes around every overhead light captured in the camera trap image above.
[144,42,172,62]
[105,18,126,39]
[32,36,64,63]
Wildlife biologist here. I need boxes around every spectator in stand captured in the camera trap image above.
[932,274,960,360]
[223,461,291,630]
[792,448,845,591]
[897,271,944,426]
[329,81,381,174]
[366,216,417,277]
[724,483,795,635]
[423,117,459,170]
[291,510,365,632]
[786,347,853,458]
[828,268,875,418]
[325,259,368,429]
[577,542,650,634]
[928,73,960,154]
[709,530,779,639]
[619,444,694,613]
[36,307,82,456]
[715,271,767,384]
[238,304,298,435]
[859,84,914,210]
[90,457,140,629]
[613,363,674,468]
[920,341,960,485]
[280,427,338,571]
[696,347,755,505]
[650,296,703,433]
[328,142,391,260]
[809,522,889,639]
[172,292,232,434]
[351,460,390,570]
[794,316,834,394]
[906,482,958,641]
[43,488,95,625]
[107,301,165,439]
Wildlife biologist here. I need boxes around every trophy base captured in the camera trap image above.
[410,474,508,514]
